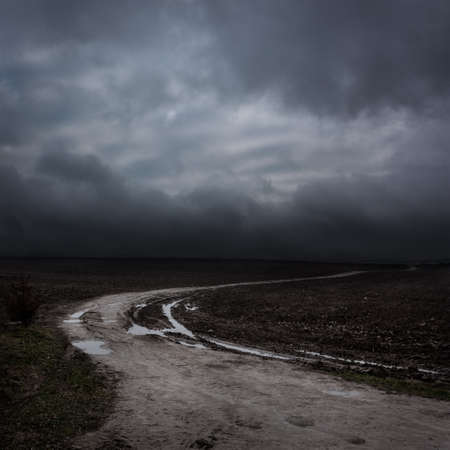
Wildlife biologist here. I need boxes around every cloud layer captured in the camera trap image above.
[1,0,450,260]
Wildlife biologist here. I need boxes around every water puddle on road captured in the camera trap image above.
[62,270,442,379]
[184,304,199,311]
[205,337,294,360]
[127,299,195,339]
[177,340,207,349]
[162,300,194,337]
[127,323,166,336]
[295,349,439,375]
[72,340,112,355]
[63,310,88,324]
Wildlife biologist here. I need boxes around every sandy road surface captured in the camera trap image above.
[61,273,450,449]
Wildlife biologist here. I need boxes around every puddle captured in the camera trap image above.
[127,299,194,338]
[79,271,439,373]
[71,310,88,319]
[185,304,199,311]
[295,349,439,374]
[206,337,294,360]
[63,310,88,324]
[127,323,165,336]
[126,286,440,374]
[135,303,148,310]
[178,340,207,349]
[64,270,441,377]
[72,340,111,355]
[162,300,194,338]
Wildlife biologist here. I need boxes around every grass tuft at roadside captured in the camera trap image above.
[0,325,116,449]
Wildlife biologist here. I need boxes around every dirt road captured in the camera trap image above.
[61,273,450,449]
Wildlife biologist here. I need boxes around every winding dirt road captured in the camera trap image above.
[62,273,450,449]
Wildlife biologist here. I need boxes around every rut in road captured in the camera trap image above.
[62,271,450,449]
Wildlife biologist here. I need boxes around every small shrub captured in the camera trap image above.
[3,277,40,326]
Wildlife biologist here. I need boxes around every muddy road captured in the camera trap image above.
[62,272,450,449]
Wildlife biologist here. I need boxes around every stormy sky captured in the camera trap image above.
[1,0,450,261]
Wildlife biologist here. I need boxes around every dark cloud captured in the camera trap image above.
[1,150,450,261]
[0,1,449,261]
[0,0,167,49]
[2,1,450,115]
[204,0,450,115]
[36,150,116,185]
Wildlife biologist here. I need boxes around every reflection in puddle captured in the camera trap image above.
[63,310,88,324]
[162,300,194,337]
[127,323,165,336]
[206,337,294,360]
[71,310,88,319]
[72,340,111,355]
[127,299,194,338]
[184,304,199,311]
[177,340,206,349]
[295,349,438,375]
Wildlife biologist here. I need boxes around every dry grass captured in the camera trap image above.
[0,326,116,448]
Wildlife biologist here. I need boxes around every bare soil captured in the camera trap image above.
[62,279,450,449]
[0,258,368,302]
[174,268,450,375]
[0,258,368,326]
[2,259,449,448]
[0,258,371,448]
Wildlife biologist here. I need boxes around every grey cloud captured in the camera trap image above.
[36,150,116,185]
[0,0,167,49]
[1,1,450,261]
[126,156,184,179]
[204,0,450,115]
[1,150,450,261]
[2,1,450,116]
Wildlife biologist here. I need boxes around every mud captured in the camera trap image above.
[175,268,450,375]
[72,340,112,355]
[61,272,450,449]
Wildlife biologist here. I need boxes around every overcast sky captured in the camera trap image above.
[1,0,450,261]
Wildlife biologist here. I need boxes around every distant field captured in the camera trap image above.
[0,258,377,311]
[174,267,450,375]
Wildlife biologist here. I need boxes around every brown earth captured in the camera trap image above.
[174,268,450,375]
[0,258,367,302]
[2,259,449,448]
[62,274,450,449]
[0,258,371,329]
[0,258,372,448]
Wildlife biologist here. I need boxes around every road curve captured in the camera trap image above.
[62,272,450,449]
